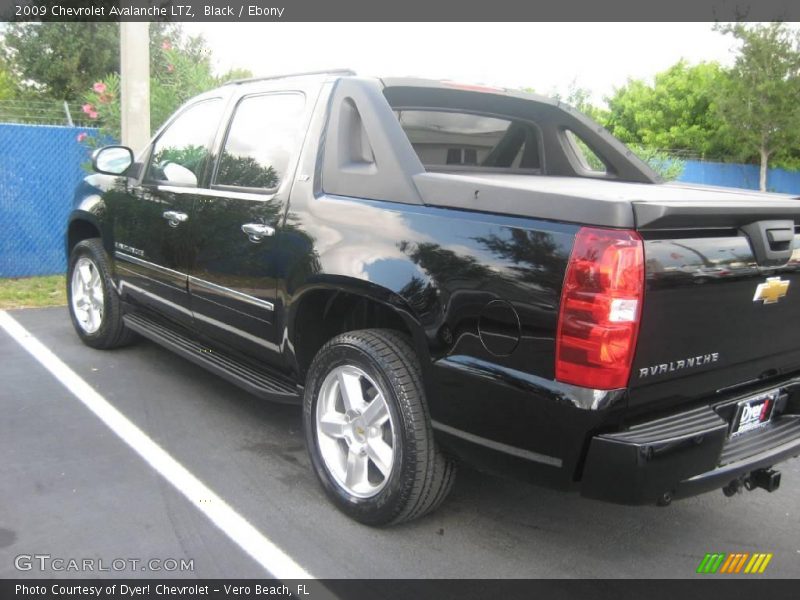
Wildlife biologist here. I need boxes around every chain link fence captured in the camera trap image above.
[1,123,98,277]
[0,99,98,128]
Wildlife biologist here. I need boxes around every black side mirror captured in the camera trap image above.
[92,146,134,175]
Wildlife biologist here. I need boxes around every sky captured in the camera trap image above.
[183,22,739,105]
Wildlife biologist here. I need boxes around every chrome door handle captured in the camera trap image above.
[163,211,188,228]
[241,223,275,243]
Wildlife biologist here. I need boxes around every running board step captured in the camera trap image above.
[123,313,299,403]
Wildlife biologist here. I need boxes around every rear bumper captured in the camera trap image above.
[580,383,800,505]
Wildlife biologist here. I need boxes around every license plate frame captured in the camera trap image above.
[730,389,779,437]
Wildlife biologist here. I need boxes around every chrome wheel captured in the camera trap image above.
[315,365,396,498]
[70,256,105,334]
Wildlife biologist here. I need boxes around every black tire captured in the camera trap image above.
[303,329,456,525]
[67,238,137,349]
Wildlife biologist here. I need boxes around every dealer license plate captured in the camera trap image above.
[730,389,778,437]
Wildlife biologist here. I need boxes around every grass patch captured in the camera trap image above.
[0,275,67,309]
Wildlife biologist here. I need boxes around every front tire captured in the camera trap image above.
[67,238,137,349]
[303,329,456,525]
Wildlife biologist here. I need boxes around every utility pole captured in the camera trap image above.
[120,22,150,154]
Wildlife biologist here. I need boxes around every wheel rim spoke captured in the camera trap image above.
[361,393,389,428]
[345,450,369,490]
[72,276,85,303]
[337,369,365,412]
[75,307,89,325]
[89,267,101,289]
[78,263,92,285]
[366,437,393,478]
[318,412,347,439]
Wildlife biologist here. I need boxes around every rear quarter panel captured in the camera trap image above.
[282,189,609,484]
[289,195,575,374]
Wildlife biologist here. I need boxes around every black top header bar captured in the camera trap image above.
[2,0,800,22]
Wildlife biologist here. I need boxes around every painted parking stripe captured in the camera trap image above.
[0,311,314,581]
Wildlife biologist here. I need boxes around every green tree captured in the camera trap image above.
[0,22,213,102]
[538,81,686,180]
[551,80,608,123]
[1,22,118,101]
[0,57,16,100]
[216,152,280,189]
[603,61,733,159]
[627,145,685,181]
[714,22,800,191]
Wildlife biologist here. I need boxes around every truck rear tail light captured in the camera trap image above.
[555,227,644,390]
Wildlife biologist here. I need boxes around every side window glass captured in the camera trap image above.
[146,99,224,186]
[565,129,606,174]
[214,93,306,192]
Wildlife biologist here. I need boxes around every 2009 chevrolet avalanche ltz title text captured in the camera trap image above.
[64,70,800,525]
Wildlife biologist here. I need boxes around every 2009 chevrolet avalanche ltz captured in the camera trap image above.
[65,70,800,524]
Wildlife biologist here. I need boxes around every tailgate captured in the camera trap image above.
[629,198,800,407]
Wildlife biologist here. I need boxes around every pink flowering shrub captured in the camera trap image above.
[78,29,250,161]
[78,73,120,158]
[82,103,99,119]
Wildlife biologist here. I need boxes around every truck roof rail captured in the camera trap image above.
[223,69,357,86]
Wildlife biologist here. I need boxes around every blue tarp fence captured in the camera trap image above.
[0,123,97,277]
[678,159,800,195]
[2,124,800,278]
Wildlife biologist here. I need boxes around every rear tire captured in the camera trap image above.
[303,329,456,525]
[67,238,137,349]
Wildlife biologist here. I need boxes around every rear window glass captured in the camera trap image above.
[565,129,606,173]
[394,110,541,170]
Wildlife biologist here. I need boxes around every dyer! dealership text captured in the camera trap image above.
[15,584,304,597]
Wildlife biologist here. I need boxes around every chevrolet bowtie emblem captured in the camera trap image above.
[753,277,790,305]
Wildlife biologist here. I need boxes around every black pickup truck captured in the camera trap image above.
[66,70,800,525]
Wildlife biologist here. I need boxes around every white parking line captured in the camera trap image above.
[0,311,314,580]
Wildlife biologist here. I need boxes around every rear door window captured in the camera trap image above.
[213,93,306,192]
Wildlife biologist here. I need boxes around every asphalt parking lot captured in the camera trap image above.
[1,306,799,579]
